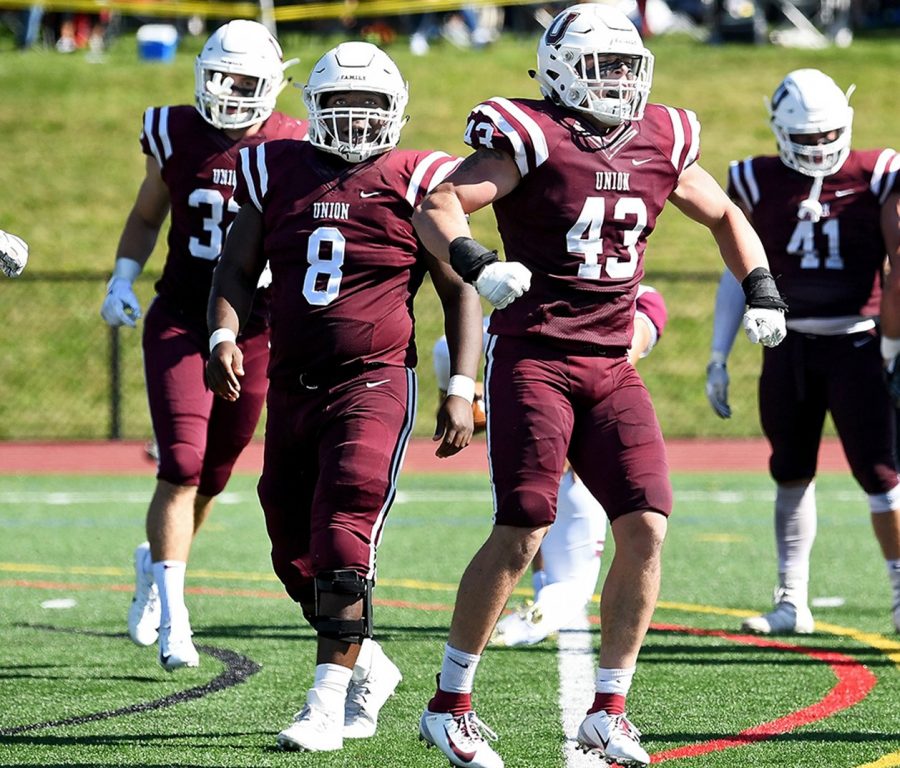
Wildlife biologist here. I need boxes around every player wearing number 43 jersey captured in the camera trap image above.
[207,42,483,753]
[99,20,307,672]
[706,68,900,636]
[411,5,786,768]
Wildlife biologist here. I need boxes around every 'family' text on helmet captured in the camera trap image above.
[534,4,653,127]
[302,42,409,163]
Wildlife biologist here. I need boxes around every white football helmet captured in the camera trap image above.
[769,69,854,177]
[302,41,409,163]
[195,20,291,130]
[534,4,653,127]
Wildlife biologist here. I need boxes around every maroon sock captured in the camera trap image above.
[588,692,626,716]
[428,688,473,717]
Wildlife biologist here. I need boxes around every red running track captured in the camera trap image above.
[0,437,849,475]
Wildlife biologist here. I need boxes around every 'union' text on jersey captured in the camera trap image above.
[312,201,351,220]
[595,171,631,192]
[212,168,237,187]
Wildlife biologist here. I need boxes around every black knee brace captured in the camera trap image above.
[311,569,373,643]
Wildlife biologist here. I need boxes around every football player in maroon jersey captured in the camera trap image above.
[99,20,307,672]
[411,5,785,767]
[706,68,900,637]
[206,42,483,753]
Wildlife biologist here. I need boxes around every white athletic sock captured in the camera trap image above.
[595,666,636,695]
[352,638,375,682]
[439,644,480,693]
[887,559,900,599]
[775,481,817,607]
[311,663,352,714]
[153,560,188,630]
[532,569,547,600]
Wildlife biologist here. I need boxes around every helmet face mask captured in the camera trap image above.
[535,4,653,127]
[195,20,289,130]
[769,68,854,177]
[302,42,409,163]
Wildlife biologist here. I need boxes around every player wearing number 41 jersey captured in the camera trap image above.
[411,5,786,768]
[207,42,483,754]
[706,68,900,637]
[99,20,307,673]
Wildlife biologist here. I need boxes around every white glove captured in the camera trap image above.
[474,261,532,310]
[705,360,731,419]
[0,229,28,278]
[742,307,785,347]
[100,258,143,328]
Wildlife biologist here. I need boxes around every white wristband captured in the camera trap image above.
[209,328,237,354]
[881,335,900,363]
[446,375,476,404]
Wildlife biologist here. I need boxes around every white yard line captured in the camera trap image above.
[557,621,601,768]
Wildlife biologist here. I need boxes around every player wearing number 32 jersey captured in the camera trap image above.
[99,20,307,673]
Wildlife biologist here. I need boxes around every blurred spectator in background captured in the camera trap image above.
[409,7,500,55]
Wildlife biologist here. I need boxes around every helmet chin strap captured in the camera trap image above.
[798,175,824,223]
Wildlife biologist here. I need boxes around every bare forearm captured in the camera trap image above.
[413,190,472,264]
[712,205,769,283]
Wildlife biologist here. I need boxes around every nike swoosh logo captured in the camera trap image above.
[448,657,469,668]
[444,725,478,763]
[631,158,652,166]
[366,379,391,388]
[853,336,872,347]
[359,190,382,198]
[834,188,861,198]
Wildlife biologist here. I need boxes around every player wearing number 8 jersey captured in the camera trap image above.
[207,42,483,752]
[99,20,307,672]
[705,69,900,636]
[411,5,785,767]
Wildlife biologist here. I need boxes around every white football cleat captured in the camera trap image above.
[576,710,649,767]
[343,641,403,738]
[742,589,814,635]
[158,624,200,671]
[419,709,504,768]
[277,692,343,752]
[127,542,160,646]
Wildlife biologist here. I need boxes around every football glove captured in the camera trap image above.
[100,258,143,328]
[742,307,786,347]
[0,229,28,278]
[474,261,532,310]
[705,359,731,419]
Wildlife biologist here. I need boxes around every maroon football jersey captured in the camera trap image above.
[727,149,900,318]
[635,284,667,339]
[464,97,699,349]
[234,142,461,381]
[140,105,308,327]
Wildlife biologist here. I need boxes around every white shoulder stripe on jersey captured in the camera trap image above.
[405,151,453,207]
[728,159,756,210]
[143,107,173,168]
[684,110,701,167]
[871,148,899,204]
[742,158,760,205]
[489,97,550,167]
[665,106,685,171]
[472,104,530,177]
[239,146,263,212]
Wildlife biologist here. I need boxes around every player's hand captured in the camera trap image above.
[474,261,532,310]
[742,307,785,347]
[433,395,474,458]
[705,361,731,419]
[206,341,243,402]
[0,230,28,278]
[100,278,142,328]
[881,336,900,408]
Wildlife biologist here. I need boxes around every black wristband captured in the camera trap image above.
[741,267,788,311]
[449,237,499,284]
